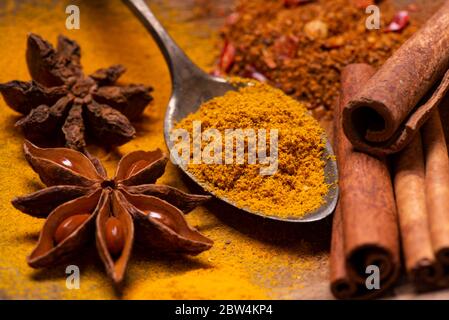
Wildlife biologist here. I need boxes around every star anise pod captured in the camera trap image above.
[0,33,153,151]
[12,141,213,283]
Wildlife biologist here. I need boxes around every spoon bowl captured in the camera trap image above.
[124,0,338,222]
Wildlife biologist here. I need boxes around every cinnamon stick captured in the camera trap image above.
[342,1,449,156]
[330,204,382,300]
[330,205,357,299]
[393,133,440,290]
[330,63,400,299]
[422,110,449,274]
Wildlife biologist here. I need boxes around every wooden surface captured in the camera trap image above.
[0,0,448,300]
[169,0,449,300]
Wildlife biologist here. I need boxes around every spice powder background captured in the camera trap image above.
[0,0,329,300]
[0,0,447,300]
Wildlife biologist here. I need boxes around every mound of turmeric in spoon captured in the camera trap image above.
[174,80,328,218]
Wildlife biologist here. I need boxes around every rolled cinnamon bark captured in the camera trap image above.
[422,110,449,271]
[330,205,357,299]
[393,133,440,290]
[330,63,400,299]
[330,203,386,300]
[342,1,449,156]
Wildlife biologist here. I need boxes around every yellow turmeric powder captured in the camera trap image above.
[175,81,329,218]
[0,0,327,300]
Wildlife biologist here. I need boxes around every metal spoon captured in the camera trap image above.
[124,0,338,222]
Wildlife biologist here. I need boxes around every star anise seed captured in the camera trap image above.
[0,33,153,151]
[12,141,213,284]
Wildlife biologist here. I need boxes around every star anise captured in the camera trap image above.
[12,141,213,283]
[0,33,153,151]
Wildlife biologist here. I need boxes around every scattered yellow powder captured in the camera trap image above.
[0,0,329,300]
[125,267,268,300]
[176,81,329,218]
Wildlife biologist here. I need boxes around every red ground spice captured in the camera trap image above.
[216,0,419,121]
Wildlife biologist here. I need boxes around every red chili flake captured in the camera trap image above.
[322,35,346,49]
[407,4,419,12]
[262,50,277,69]
[219,41,236,73]
[283,0,314,8]
[384,10,410,33]
[351,0,374,9]
[225,12,240,26]
[273,35,299,60]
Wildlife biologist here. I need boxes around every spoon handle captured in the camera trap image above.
[123,0,204,87]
